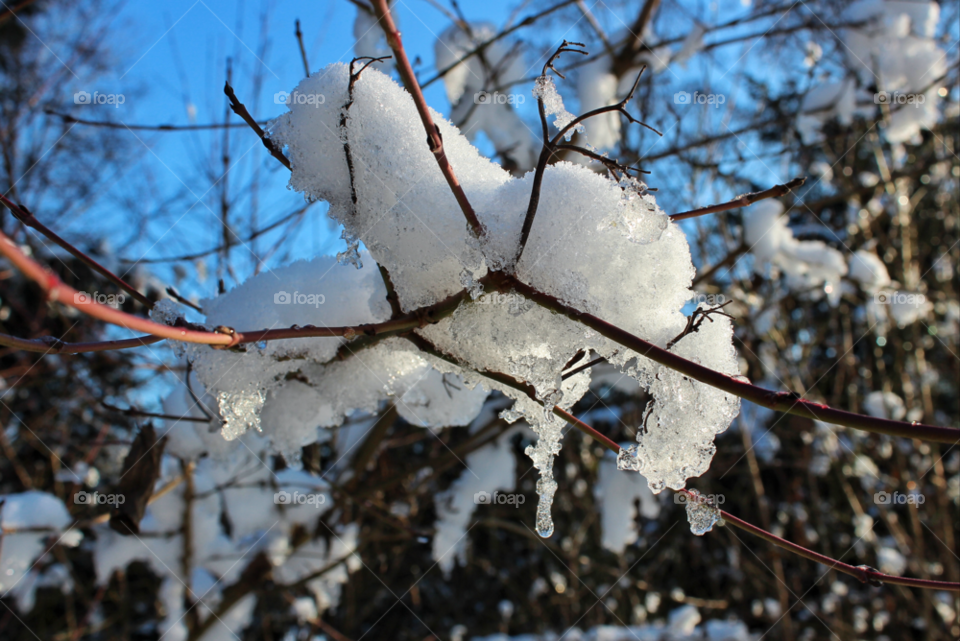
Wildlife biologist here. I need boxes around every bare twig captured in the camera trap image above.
[45,111,265,131]
[517,53,659,266]
[1,195,152,307]
[665,301,734,350]
[670,177,806,221]
[370,0,484,237]
[165,287,202,312]
[295,19,310,77]
[223,81,291,170]
[0,332,162,354]
[100,401,209,424]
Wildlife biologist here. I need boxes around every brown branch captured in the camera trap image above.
[370,0,484,237]
[717,501,960,593]
[0,332,163,354]
[165,287,202,312]
[2,195,152,307]
[223,81,291,170]
[670,177,806,221]
[517,57,658,265]
[100,401,210,424]
[499,274,960,444]
[611,0,662,77]
[45,111,265,131]
[295,19,310,77]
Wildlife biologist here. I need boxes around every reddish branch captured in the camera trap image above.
[1,195,152,307]
[412,324,958,592]
[670,177,806,221]
[499,273,959,445]
[370,0,484,237]
[0,196,955,445]
[0,332,162,354]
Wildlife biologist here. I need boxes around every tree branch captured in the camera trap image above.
[2,195,153,307]
[499,274,959,444]
[670,177,806,221]
[370,0,484,237]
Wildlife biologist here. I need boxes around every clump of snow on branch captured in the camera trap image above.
[433,23,537,171]
[169,62,745,537]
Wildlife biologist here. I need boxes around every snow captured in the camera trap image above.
[799,1,946,143]
[863,390,906,420]
[595,447,660,553]
[0,492,76,611]
[684,490,723,536]
[434,23,537,171]
[576,57,621,149]
[848,249,891,291]
[534,75,583,141]
[189,61,740,536]
[744,200,847,306]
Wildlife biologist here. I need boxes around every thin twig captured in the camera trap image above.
[45,111,265,131]
[670,177,806,221]
[665,301,734,350]
[517,54,658,266]
[1,195,152,307]
[370,0,484,237]
[165,287,202,312]
[223,81,291,170]
[0,332,163,354]
[100,401,209,423]
[295,19,310,77]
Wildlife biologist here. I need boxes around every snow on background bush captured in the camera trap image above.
[797,0,946,145]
